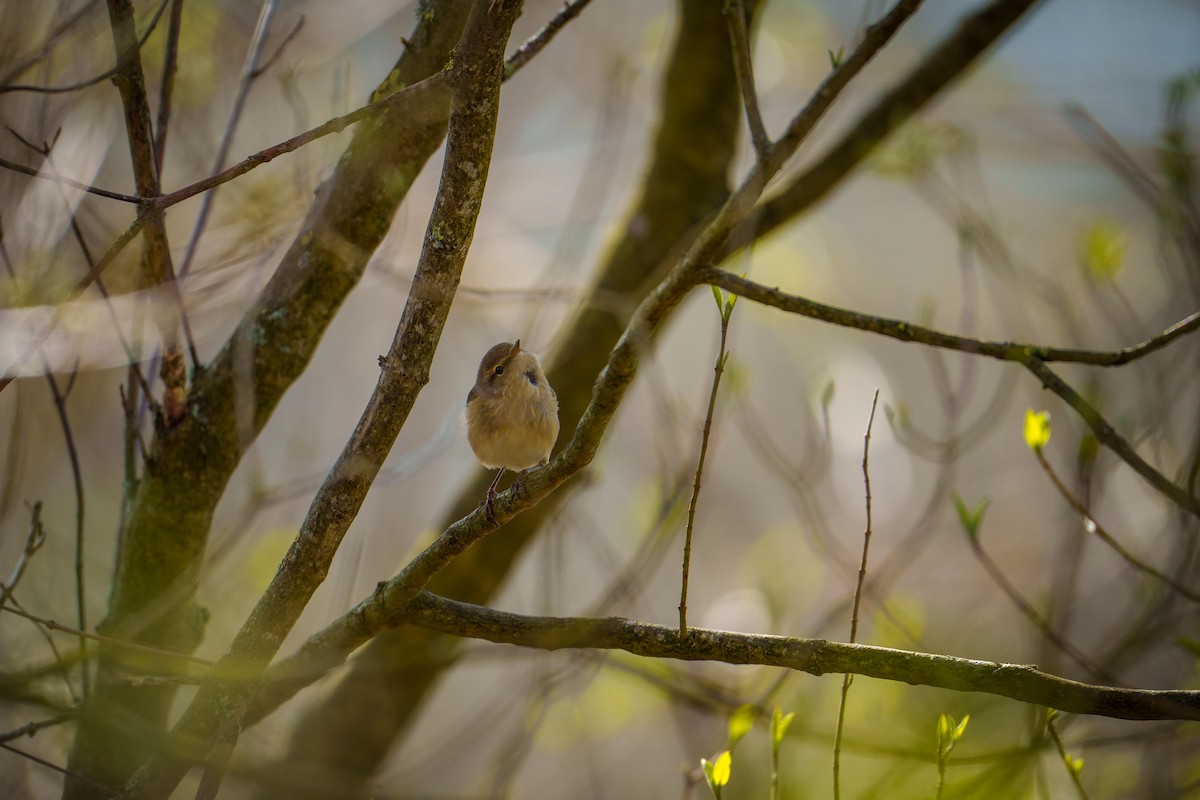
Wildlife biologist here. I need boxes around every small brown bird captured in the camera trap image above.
[466,340,559,520]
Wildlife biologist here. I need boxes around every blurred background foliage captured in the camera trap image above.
[1,0,1199,797]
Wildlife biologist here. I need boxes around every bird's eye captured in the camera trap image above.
[525,369,538,386]
[493,365,505,376]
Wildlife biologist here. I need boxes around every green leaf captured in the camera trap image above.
[952,495,989,541]
[1024,409,1051,452]
[953,714,970,741]
[1068,756,1084,776]
[771,706,795,749]
[828,46,844,69]
[728,705,755,747]
[712,284,725,313]
[1079,219,1126,281]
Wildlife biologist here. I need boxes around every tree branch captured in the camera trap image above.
[404,591,1200,723]
[699,268,1200,369]
[116,3,524,797]
[700,268,1200,516]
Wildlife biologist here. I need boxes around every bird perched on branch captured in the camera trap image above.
[466,340,559,521]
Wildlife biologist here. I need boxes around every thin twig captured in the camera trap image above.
[0,156,141,203]
[503,0,593,77]
[1045,713,1092,800]
[723,0,771,160]
[1036,451,1200,603]
[0,502,47,610]
[0,0,171,95]
[149,70,450,211]
[250,15,305,79]
[679,295,735,634]
[153,0,185,174]
[0,741,118,797]
[833,390,880,799]
[963,531,1115,683]
[0,715,73,745]
[0,604,214,667]
[175,0,279,284]
[0,0,100,89]
[0,213,147,393]
[6,596,78,704]
[43,369,90,698]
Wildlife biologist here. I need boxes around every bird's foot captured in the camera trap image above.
[484,486,499,524]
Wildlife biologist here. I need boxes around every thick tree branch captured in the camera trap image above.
[64,2,473,796]
[404,591,1200,722]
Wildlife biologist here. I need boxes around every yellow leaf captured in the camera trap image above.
[1080,219,1126,281]
[711,750,732,786]
[1024,409,1051,452]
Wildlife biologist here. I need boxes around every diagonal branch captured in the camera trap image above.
[724,0,770,160]
[116,3,525,797]
[700,268,1200,516]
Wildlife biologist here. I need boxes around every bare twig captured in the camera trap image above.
[833,390,880,799]
[250,15,305,79]
[175,0,280,284]
[679,292,735,634]
[963,528,1115,683]
[0,742,118,797]
[43,369,90,697]
[153,0,185,173]
[724,0,771,160]
[503,0,594,77]
[105,0,193,418]
[0,604,213,667]
[1036,451,1200,603]
[0,0,170,95]
[0,0,100,89]
[0,715,73,745]
[0,502,47,610]
[0,157,140,204]
[0,213,147,393]
[149,70,450,211]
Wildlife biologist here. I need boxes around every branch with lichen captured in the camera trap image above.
[402,591,1200,722]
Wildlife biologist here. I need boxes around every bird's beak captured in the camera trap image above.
[511,339,521,357]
